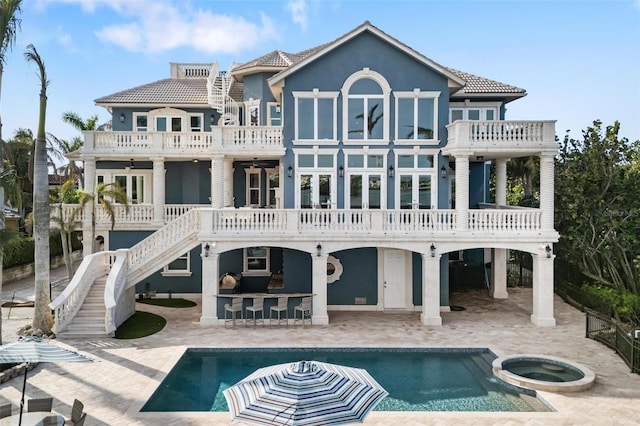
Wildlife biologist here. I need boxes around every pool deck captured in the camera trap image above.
[1,275,639,425]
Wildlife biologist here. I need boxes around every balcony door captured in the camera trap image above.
[347,173,383,209]
[299,173,334,209]
[397,173,435,209]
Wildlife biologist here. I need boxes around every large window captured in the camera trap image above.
[97,170,152,204]
[267,102,281,126]
[394,90,440,144]
[294,151,337,208]
[293,90,338,142]
[341,69,391,144]
[347,78,384,140]
[345,152,387,209]
[132,108,203,132]
[394,152,437,210]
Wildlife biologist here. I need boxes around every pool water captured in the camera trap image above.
[503,359,585,382]
[141,348,550,412]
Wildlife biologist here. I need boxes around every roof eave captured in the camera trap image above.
[94,102,212,109]
[232,66,288,82]
[450,91,527,103]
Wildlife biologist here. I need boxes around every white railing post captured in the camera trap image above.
[152,156,165,226]
[540,153,555,231]
[455,154,470,231]
[211,156,224,208]
[495,159,507,206]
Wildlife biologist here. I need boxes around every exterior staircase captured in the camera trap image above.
[56,275,107,337]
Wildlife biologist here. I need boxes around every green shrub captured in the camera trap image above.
[2,231,84,269]
[581,283,640,326]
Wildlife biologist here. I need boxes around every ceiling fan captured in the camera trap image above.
[238,157,271,168]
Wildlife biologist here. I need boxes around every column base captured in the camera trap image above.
[530,314,556,327]
[311,314,329,325]
[200,315,220,326]
[420,314,442,326]
[493,290,509,299]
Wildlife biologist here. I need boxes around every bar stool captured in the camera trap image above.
[270,296,289,327]
[224,298,243,328]
[246,297,265,328]
[294,296,312,327]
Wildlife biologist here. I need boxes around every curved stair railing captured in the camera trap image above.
[50,251,115,335]
[104,249,130,335]
[207,62,240,125]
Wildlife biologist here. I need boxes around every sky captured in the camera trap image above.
[2,0,639,147]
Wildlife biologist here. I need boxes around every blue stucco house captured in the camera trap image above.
[53,21,558,336]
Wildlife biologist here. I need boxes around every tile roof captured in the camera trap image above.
[95,78,210,105]
[447,68,526,95]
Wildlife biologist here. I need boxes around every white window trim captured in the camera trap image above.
[245,167,262,207]
[449,101,501,122]
[293,148,339,209]
[265,167,280,208]
[243,247,271,276]
[96,169,153,204]
[132,108,204,133]
[392,148,440,210]
[341,68,391,145]
[292,89,339,145]
[162,252,192,277]
[394,89,440,146]
[342,148,389,209]
[245,99,260,126]
[266,101,282,127]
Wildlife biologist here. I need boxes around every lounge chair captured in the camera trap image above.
[27,397,53,412]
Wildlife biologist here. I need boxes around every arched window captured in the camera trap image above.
[341,69,390,144]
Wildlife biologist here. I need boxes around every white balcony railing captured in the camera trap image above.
[83,126,283,156]
[54,205,545,235]
[446,120,556,152]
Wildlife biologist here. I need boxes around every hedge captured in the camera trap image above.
[2,232,83,269]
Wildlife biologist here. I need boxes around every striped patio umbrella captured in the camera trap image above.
[0,337,94,425]
[223,360,388,426]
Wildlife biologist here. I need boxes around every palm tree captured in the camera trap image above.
[47,133,84,188]
[0,0,23,344]
[77,182,129,253]
[50,179,80,278]
[25,43,53,333]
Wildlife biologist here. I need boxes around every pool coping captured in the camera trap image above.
[126,345,560,421]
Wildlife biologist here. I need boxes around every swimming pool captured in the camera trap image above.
[141,348,550,412]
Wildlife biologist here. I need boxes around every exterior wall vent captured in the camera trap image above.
[354,297,367,305]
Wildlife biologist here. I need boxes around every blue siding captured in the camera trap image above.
[165,161,211,204]
[243,73,278,125]
[327,248,378,305]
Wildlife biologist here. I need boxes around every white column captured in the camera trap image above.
[82,157,96,256]
[223,158,233,207]
[455,155,470,231]
[531,253,556,327]
[151,156,165,226]
[311,253,329,325]
[211,156,224,208]
[491,249,508,299]
[421,253,442,326]
[200,248,219,326]
[540,154,555,231]
[495,159,507,206]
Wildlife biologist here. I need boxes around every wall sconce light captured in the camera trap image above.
[119,113,125,123]
[476,155,485,161]
[210,115,216,126]
[204,243,210,257]
[388,165,394,178]
[129,159,135,169]
[275,104,281,113]
[338,165,344,178]
[440,165,448,179]
[545,244,552,258]
[430,243,436,257]
[288,165,293,178]
[316,243,322,257]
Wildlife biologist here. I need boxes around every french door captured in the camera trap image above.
[397,173,435,209]
[299,173,334,209]
[347,172,383,209]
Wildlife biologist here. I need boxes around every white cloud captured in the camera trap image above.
[38,0,280,54]
[286,0,309,31]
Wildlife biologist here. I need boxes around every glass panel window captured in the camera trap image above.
[114,175,127,192]
[136,115,148,131]
[300,175,312,209]
[299,155,314,168]
[396,94,437,140]
[468,109,480,121]
[398,155,414,168]
[267,171,279,207]
[298,98,314,139]
[368,99,384,139]
[319,175,331,208]
[317,98,334,139]
[131,176,144,204]
[451,109,463,121]
[416,98,434,139]
[245,247,269,272]
[418,175,432,209]
[350,78,382,95]
[368,155,384,168]
[399,175,413,209]
[347,98,365,139]
[163,252,191,276]
[349,175,362,209]
[317,155,333,168]
[368,175,381,209]
[417,155,434,168]
[397,98,414,139]
[171,117,182,131]
[248,172,260,206]
[486,109,495,120]
[268,103,281,126]
[156,117,167,131]
[190,116,201,132]
[348,155,364,168]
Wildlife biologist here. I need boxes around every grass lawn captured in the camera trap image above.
[115,311,166,339]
